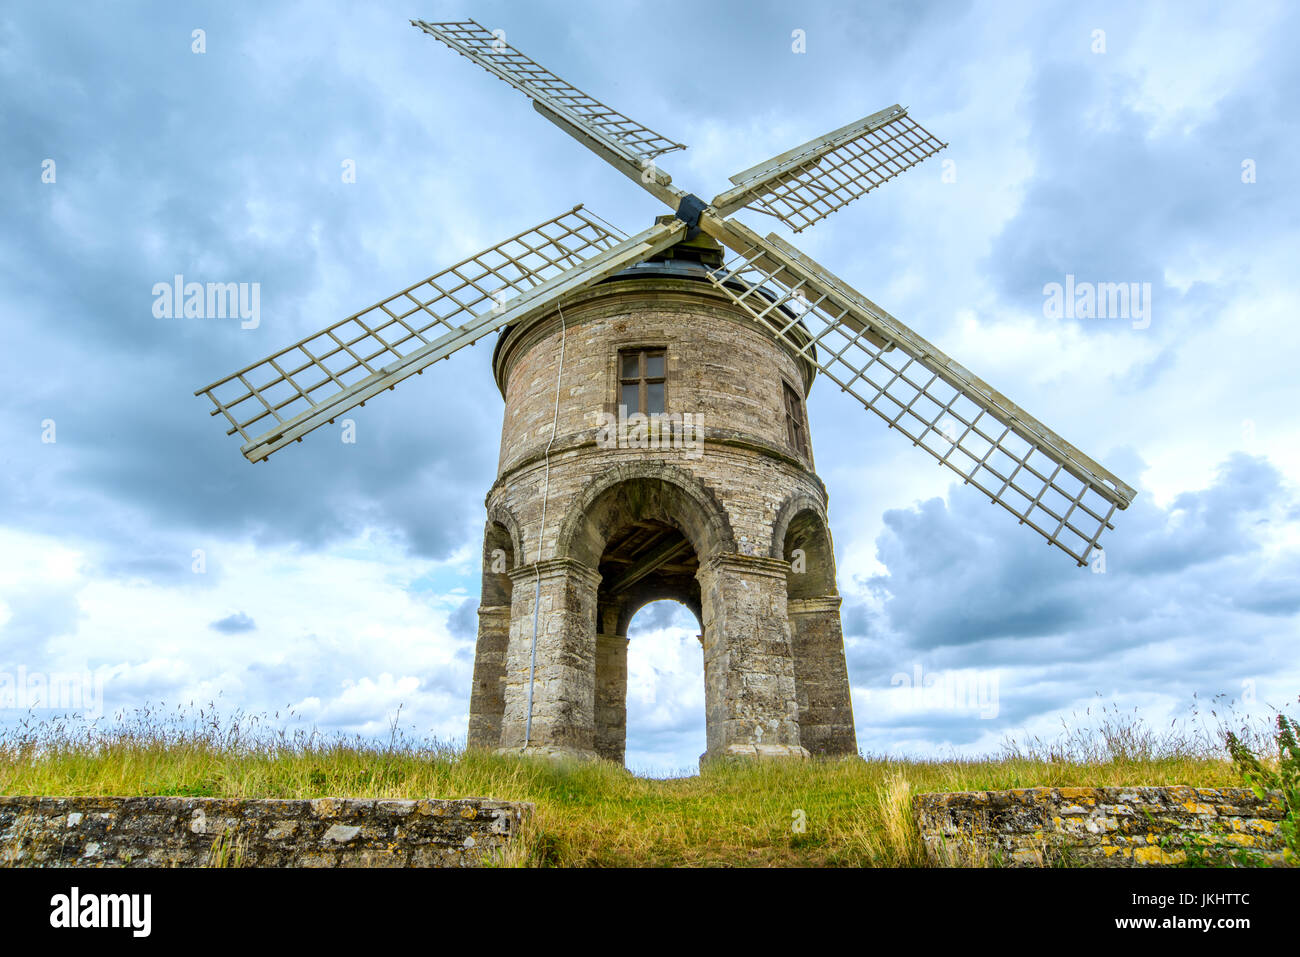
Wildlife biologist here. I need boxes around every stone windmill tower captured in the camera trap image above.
[472,223,853,764]
[196,20,1138,765]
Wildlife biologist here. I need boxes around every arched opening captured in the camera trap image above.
[774,502,857,756]
[466,519,516,750]
[553,466,732,766]
[482,520,515,606]
[493,464,814,764]
[593,518,704,767]
[781,508,836,600]
[559,464,734,569]
[623,599,706,774]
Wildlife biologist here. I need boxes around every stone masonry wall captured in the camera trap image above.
[493,279,817,481]
[915,787,1290,867]
[487,278,826,563]
[788,596,856,756]
[476,274,855,762]
[0,796,532,868]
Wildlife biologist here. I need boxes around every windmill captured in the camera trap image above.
[196,20,1137,763]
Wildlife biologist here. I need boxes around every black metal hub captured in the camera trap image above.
[674,193,709,239]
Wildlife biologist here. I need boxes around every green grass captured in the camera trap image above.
[0,702,1280,867]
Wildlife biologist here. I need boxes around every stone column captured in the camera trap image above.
[787,595,857,756]
[697,553,808,761]
[497,558,602,760]
[466,604,510,750]
[594,634,629,763]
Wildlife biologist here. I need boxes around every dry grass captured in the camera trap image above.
[0,701,1279,867]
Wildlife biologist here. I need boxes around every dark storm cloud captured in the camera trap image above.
[846,453,1300,748]
[1,3,504,570]
[3,2,1298,765]
[867,453,1295,651]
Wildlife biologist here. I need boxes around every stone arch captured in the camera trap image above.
[615,583,704,637]
[480,502,523,607]
[771,491,854,756]
[770,490,825,559]
[468,501,525,752]
[771,491,837,599]
[485,502,524,567]
[557,460,736,568]
[554,462,733,766]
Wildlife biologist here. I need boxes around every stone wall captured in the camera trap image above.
[914,786,1290,867]
[0,796,532,868]
[486,278,827,562]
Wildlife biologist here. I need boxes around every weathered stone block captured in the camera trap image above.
[915,786,1290,867]
[0,796,532,868]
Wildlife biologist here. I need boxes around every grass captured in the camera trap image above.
[0,699,1285,867]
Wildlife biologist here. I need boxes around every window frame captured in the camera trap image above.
[618,346,667,415]
[783,379,809,458]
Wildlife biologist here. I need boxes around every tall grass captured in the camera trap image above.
[0,698,1283,867]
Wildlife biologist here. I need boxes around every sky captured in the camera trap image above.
[2,0,1297,773]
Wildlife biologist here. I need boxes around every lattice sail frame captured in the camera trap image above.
[701,223,1136,566]
[412,19,686,163]
[715,108,948,233]
[196,206,634,461]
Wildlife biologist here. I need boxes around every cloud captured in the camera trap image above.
[849,453,1300,754]
[626,602,707,770]
[446,598,477,641]
[864,453,1297,648]
[209,612,256,634]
